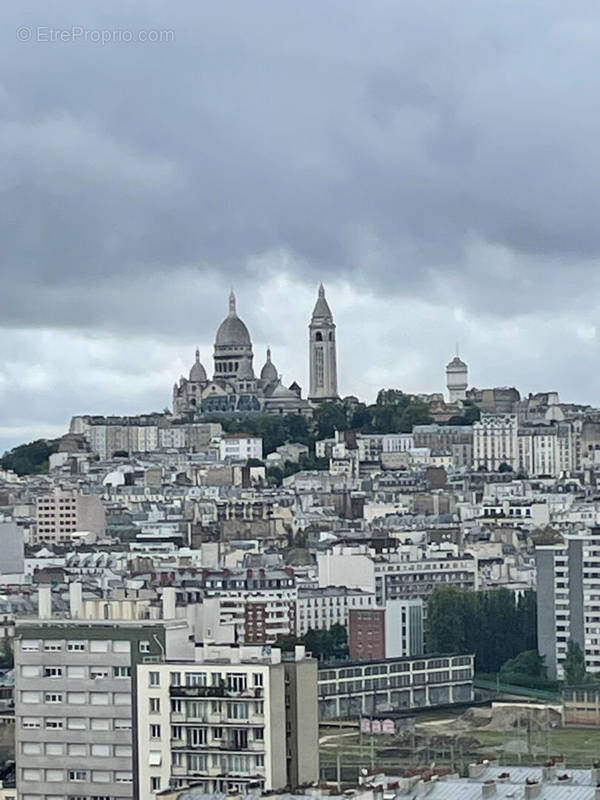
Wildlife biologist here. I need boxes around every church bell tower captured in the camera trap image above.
[309,283,338,402]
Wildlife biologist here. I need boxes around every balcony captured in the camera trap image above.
[170,685,264,699]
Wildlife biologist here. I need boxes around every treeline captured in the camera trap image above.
[0,439,59,476]
[427,586,537,673]
[210,389,438,456]
[276,623,348,663]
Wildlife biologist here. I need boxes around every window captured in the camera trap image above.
[113,666,130,678]
[90,692,109,705]
[22,717,41,729]
[90,641,108,653]
[151,777,161,791]
[67,641,85,651]
[67,718,87,730]
[115,719,132,729]
[90,667,109,679]
[149,670,160,686]
[21,691,41,704]
[92,771,110,783]
[149,697,160,713]
[68,744,87,756]
[91,718,110,730]
[68,770,87,782]
[21,665,41,678]
[44,693,63,703]
[22,742,42,755]
[114,692,131,705]
[68,692,86,704]
[21,639,39,651]
[22,769,41,781]
[45,718,64,729]
[46,770,64,782]
[150,723,161,739]
[46,743,65,756]
[91,744,110,757]
[113,640,130,653]
[67,665,86,679]
[139,640,150,653]
[115,772,133,783]
[115,744,132,757]
[149,751,162,766]
[44,642,62,652]
[44,667,63,678]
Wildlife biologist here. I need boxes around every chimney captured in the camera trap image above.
[481,780,496,798]
[38,586,52,619]
[162,586,176,620]
[69,582,83,619]
[542,763,555,781]
[524,780,541,799]
[468,763,486,779]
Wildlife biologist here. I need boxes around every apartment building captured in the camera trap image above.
[296,586,376,636]
[14,587,192,800]
[348,599,424,661]
[34,489,106,544]
[179,568,298,643]
[219,434,263,462]
[136,644,318,798]
[318,652,474,719]
[473,413,519,472]
[374,552,477,606]
[537,527,600,679]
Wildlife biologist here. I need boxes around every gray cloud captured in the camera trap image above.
[1,0,600,447]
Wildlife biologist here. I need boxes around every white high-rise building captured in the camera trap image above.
[537,528,600,679]
[136,644,318,797]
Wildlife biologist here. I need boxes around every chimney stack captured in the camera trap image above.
[38,586,52,619]
[69,582,83,619]
[162,586,176,620]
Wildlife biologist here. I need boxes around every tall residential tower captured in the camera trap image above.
[308,284,338,402]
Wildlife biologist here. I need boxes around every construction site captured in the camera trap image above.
[319,701,600,785]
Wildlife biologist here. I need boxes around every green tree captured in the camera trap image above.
[1,439,59,476]
[500,650,546,678]
[426,587,537,673]
[313,402,347,439]
[563,639,587,684]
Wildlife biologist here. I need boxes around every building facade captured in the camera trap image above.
[136,645,318,797]
[536,529,600,679]
[34,489,106,544]
[318,653,474,719]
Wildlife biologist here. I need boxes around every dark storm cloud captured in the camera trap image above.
[2,0,600,338]
[3,0,600,448]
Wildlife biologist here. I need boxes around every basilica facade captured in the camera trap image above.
[172,285,338,417]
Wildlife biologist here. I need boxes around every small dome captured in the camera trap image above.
[260,347,278,383]
[215,290,252,347]
[189,348,207,382]
[446,356,467,369]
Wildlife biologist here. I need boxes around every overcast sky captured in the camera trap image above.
[2,0,600,452]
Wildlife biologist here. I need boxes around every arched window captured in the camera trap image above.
[328,331,333,341]
[315,332,323,342]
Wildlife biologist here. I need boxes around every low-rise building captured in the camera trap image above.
[318,652,474,719]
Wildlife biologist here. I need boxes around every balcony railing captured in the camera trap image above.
[170,685,264,699]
